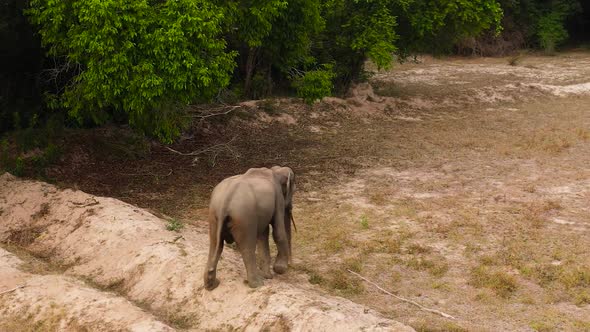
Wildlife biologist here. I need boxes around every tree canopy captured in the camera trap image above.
[1,0,587,141]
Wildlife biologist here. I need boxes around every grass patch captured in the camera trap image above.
[414,321,468,332]
[324,268,364,295]
[529,320,557,332]
[166,218,184,232]
[470,265,518,298]
[405,256,449,277]
[343,256,364,273]
[323,228,351,253]
[359,215,369,229]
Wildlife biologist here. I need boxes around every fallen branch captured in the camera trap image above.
[119,169,173,177]
[165,137,239,166]
[0,285,26,296]
[346,269,456,320]
[188,105,241,120]
[69,198,99,207]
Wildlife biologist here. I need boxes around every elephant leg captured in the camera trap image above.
[204,213,224,290]
[257,227,273,279]
[271,208,290,274]
[234,221,264,288]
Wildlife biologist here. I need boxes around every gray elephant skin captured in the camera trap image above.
[204,166,296,290]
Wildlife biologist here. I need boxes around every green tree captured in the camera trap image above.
[27,0,236,142]
[223,0,288,96]
[394,0,504,55]
[316,0,398,90]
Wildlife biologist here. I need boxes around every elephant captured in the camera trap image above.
[204,166,296,290]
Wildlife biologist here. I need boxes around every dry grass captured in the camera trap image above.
[469,265,518,298]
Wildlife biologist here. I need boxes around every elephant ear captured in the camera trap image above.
[272,166,295,197]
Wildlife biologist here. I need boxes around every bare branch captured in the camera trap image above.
[119,169,173,177]
[165,136,239,165]
[0,285,26,296]
[346,269,456,320]
[187,105,241,119]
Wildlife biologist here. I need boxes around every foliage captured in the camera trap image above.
[3,0,588,144]
[316,0,398,89]
[537,12,569,53]
[495,0,582,53]
[536,0,581,53]
[292,64,335,103]
[27,0,236,143]
[315,0,503,89]
[226,0,323,98]
[394,0,504,55]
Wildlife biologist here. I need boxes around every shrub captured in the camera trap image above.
[537,13,569,53]
[292,65,335,104]
[27,0,236,143]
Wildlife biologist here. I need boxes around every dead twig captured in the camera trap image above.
[0,285,26,296]
[69,198,99,207]
[120,169,173,177]
[187,105,242,131]
[346,269,456,320]
[188,105,241,120]
[165,137,239,166]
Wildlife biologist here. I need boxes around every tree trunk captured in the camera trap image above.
[244,47,257,97]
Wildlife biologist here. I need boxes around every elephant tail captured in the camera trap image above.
[214,210,228,252]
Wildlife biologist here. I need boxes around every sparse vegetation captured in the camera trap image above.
[470,265,518,298]
[166,218,184,232]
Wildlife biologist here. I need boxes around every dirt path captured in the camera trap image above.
[3,51,590,331]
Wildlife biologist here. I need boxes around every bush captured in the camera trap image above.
[292,65,335,104]
[537,13,569,53]
[27,0,236,143]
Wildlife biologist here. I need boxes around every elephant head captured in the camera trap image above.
[271,166,296,261]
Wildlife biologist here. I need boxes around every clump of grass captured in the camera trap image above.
[413,321,468,332]
[519,130,573,154]
[406,243,432,254]
[470,265,518,298]
[366,236,403,255]
[308,271,324,285]
[573,320,590,331]
[507,51,527,66]
[325,269,364,295]
[343,256,363,273]
[162,311,198,329]
[574,289,590,306]
[323,228,350,253]
[529,320,557,332]
[559,265,590,289]
[166,218,184,232]
[479,254,498,266]
[405,256,449,277]
[359,215,369,229]
[525,263,562,286]
[515,200,561,228]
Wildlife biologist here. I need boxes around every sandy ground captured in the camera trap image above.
[0,173,413,331]
[2,51,590,331]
